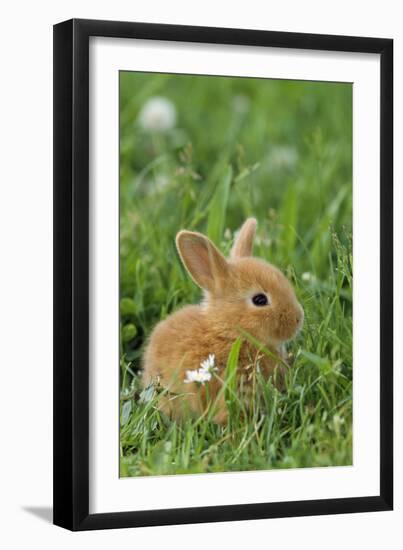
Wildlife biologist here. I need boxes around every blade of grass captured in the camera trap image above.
[207,165,232,244]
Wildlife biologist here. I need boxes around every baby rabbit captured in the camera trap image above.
[142,218,303,424]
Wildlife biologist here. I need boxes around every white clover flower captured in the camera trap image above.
[138,96,177,133]
[232,94,250,115]
[154,174,170,191]
[333,414,345,426]
[224,228,232,240]
[267,145,298,171]
[302,272,316,283]
[184,368,212,384]
[254,234,272,247]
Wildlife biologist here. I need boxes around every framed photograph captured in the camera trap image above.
[53,19,393,530]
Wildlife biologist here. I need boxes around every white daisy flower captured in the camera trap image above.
[184,354,218,384]
[138,96,177,133]
[200,353,217,373]
[184,368,212,384]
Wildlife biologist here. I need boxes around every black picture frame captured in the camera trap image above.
[53,18,393,531]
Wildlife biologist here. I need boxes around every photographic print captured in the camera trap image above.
[54,19,392,529]
[119,72,353,477]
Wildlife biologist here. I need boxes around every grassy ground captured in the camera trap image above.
[119,72,353,477]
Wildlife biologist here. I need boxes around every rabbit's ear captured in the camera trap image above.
[230,218,257,258]
[176,231,229,292]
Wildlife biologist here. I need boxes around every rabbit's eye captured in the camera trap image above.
[252,293,269,306]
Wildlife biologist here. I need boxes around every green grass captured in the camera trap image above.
[119,72,353,476]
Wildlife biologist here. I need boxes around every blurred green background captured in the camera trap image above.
[119,72,353,476]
